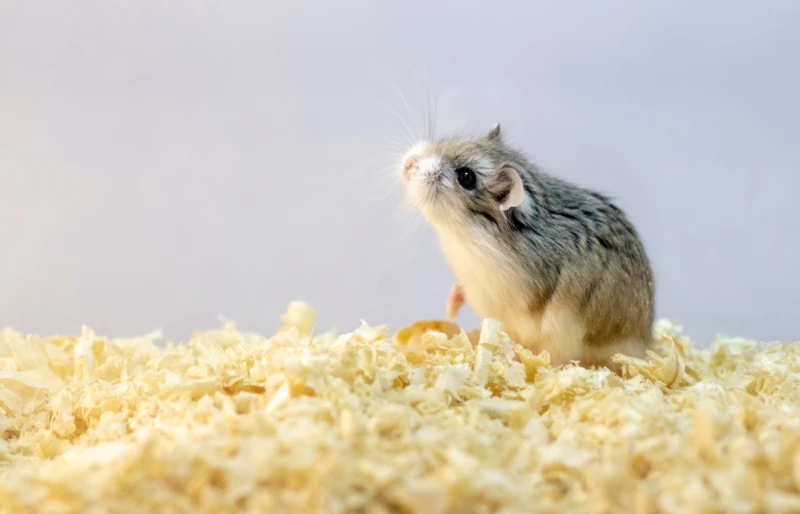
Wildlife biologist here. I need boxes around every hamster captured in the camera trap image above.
[398,123,655,368]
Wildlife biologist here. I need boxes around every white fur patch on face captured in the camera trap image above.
[416,155,442,179]
[400,142,452,220]
[470,155,495,178]
[405,141,430,159]
[400,142,434,183]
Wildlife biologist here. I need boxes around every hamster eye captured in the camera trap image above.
[455,167,477,190]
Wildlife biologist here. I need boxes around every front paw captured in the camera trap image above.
[445,283,465,321]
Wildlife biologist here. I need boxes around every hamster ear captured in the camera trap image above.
[491,165,525,211]
[486,122,502,141]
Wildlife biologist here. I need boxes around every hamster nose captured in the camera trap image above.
[401,156,419,183]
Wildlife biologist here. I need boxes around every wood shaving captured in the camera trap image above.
[1,305,799,513]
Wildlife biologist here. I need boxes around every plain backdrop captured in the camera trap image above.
[1,1,798,346]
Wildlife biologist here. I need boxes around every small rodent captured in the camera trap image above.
[399,123,655,368]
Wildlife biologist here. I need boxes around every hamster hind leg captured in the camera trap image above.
[579,339,649,374]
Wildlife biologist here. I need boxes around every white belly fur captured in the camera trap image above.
[437,229,588,366]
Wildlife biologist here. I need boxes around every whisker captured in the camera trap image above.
[422,65,434,141]
[394,199,429,252]
[369,93,419,147]
[386,74,423,143]
[369,111,416,149]
[422,65,439,141]
[380,144,410,155]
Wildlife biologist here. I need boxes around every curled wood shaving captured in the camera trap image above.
[0,304,798,513]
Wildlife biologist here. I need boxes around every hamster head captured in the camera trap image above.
[399,123,526,230]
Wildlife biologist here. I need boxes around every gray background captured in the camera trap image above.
[1,1,798,346]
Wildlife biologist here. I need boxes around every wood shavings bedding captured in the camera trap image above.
[1,301,799,513]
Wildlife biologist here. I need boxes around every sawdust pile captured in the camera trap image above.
[1,301,800,513]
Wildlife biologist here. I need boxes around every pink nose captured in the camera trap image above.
[401,155,419,182]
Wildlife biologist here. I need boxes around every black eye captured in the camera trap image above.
[455,167,477,190]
